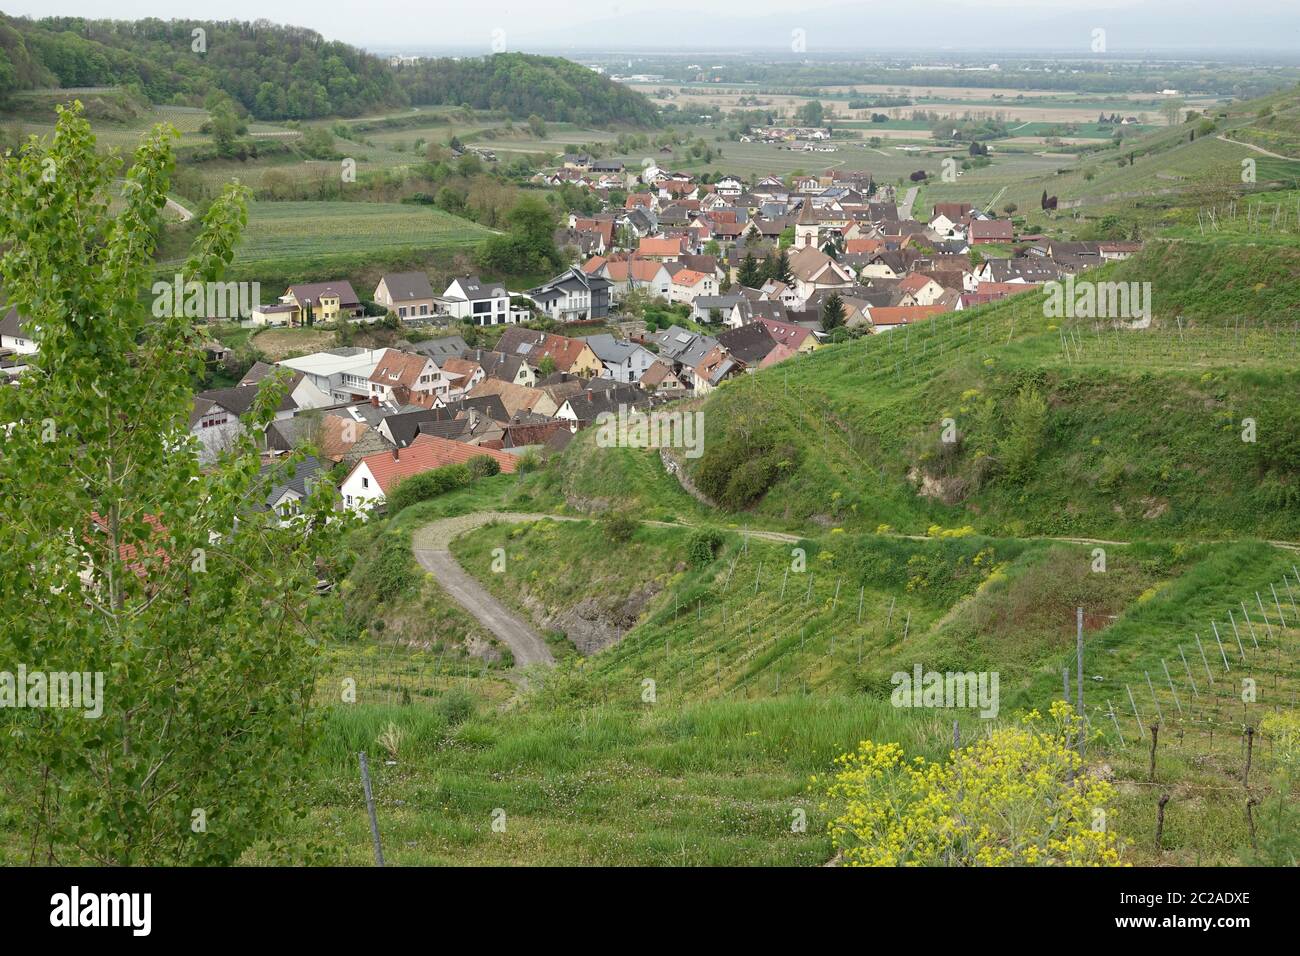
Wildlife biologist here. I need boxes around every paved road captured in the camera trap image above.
[898,185,919,220]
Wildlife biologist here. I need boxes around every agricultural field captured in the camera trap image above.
[631,81,1211,126]
[201,200,496,267]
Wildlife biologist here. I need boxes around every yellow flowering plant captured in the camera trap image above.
[822,702,1128,866]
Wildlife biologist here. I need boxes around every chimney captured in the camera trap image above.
[370,395,379,407]
[392,448,400,461]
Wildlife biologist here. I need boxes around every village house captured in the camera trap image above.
[238,361,333,410]
[255,456,330,525]
[466,378,560,418]
[786,246,855,304]
[0,305,37,362]
[190,384,296,463]
[464,348,536,387]
[373,272,436,320]
[277,281,364,326]
[668,268,718,306]
[579,333,657,384]
[367,349,453,404]
[969,219,1015,245]
[440,275,514,326]
[717,323,780,369]
[496,327,604,377]
[340,434,518,514]
[279,347,386,404]
[407,334,470,363]
[639,359,686,394]
[896,273,949,307]
[527,268,612,323]
[438,357,486,399]
[585,256,674,303]
[756,317,819,353]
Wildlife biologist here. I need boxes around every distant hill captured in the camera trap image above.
[0,19,659,128]
[394,52,660,127]
[0,16,399,120]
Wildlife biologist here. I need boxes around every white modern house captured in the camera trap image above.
[440,275,515,326]
[279,348,385,404]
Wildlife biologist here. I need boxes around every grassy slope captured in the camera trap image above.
[550,242,1300,541]
[290,505,1298,866]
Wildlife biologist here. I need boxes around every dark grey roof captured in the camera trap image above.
[192,383,295,424]
[443,394,510,424]
[463,348,528,384]
[450,275,507,300]
[0,305,32,340]
[381,408,442,448]
[239,361,303,389]
[408,334,470,360]
[717,323,779,366]
[256,456,325,511]
[563,386,650,422]
[381,271,436,301]
[528,268,612,299]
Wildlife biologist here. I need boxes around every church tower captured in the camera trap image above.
[795,201,820,250]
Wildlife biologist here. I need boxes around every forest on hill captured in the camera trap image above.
[392,53,660,127]
[0,16,657,125]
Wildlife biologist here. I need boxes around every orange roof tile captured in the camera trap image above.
[354,434,518,494]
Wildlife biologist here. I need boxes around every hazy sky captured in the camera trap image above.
[6,0,1295,53]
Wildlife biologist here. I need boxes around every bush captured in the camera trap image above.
[693,426,797,511]
[436,687,476,726]
[387,463,472,514]
[686,528,724,569]
[602,510,637,543]
[467,455,501,479]
[998,386,1048,484]
[824,703,1126,866]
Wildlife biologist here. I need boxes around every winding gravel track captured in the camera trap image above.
[412,512,571,668]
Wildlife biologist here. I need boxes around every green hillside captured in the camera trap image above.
[549,242,1300,542]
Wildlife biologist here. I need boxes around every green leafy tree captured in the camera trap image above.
[478,194,562,276]
[0,103,340,864]
[796,100,825,127]
[999,385,1049,484]
[737,252,761,288]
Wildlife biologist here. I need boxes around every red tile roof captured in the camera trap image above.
[970,220,1014,242]
[369,349,432,388]
[868,305,947,327]
[354,434,518,494]
[638,236,686,258]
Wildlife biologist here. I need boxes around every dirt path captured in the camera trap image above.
[412,512,574,669]
[1216,134,1299,162]
[412,507,1300,671]
[165,197,194,222]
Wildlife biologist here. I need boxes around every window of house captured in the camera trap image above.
[362,477,369,489]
